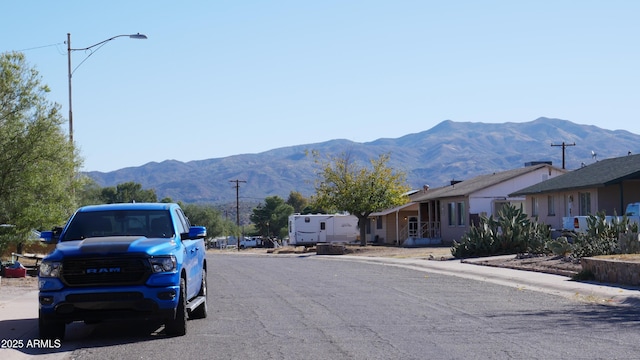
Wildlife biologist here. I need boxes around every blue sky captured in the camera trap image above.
[4,1,640,172]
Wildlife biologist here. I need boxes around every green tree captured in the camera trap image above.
[0,52,80,254]
[76,176,105,206]
[182,203,224,238]
[100,181,157,203]
[300,199,327,214]
[76,179,172,206]
[313,152,410,246]
[250,196,294,238]
[286,191,308,213]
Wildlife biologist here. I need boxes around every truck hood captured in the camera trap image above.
[50,236,178,258]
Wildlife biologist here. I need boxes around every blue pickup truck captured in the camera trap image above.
[38,202,208,339]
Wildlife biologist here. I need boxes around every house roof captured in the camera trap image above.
[370,202,419,216]
[412,164,558,202]
[510,153,640,196]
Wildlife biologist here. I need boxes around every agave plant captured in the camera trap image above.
[451,204,550,258]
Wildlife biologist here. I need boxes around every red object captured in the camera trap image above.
[4,267,27,278]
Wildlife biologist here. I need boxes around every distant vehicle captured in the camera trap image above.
[240,237,258,248]
[227,236,261,248]
[288,214,359,246]
[563,202,640,233]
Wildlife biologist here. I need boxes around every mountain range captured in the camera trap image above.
[86,117,640,204]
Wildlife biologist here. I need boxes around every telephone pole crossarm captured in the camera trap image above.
[551,141,575,169]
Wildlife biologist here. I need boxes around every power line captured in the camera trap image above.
[13,42,64,53]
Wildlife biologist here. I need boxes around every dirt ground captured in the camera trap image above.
[467,253,582,277]
[0,274,38,302]
[0,246,583,300]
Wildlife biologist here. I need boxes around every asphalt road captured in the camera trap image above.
[8,253,640,359]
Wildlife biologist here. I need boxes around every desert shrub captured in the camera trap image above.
[573,233,618,258]
[451,204,551,258]
[546,236,573,256]
[619,232,640,254]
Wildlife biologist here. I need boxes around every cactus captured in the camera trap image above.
[546,236,573,256]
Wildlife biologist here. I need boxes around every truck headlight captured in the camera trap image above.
[39,261,62,278]
[150,256,176,273]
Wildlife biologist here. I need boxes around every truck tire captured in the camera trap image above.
[39,312,65,340]
[191,268,208,319]
[165,278,187,336]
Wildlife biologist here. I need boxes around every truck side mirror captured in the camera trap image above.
[40,231,53,243]
[189,226,207,239]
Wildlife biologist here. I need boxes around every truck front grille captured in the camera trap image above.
[61,257,151,286]
[66,292,144,302]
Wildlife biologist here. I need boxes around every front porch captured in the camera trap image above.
[399,221,442,247]
[369,203,442,246]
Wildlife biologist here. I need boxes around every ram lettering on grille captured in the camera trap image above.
[62,258,150,286]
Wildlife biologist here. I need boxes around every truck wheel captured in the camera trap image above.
[165,278,187,336]
[191,268,208,319]
[39,312,65,340]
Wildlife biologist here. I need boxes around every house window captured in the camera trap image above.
[579,192,591,216]
[547,195,555,216]
[448,203,455,226]
[376,216,382,229]
[457,201,466,226]
[531,197,539,217]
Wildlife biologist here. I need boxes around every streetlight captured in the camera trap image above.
[66,32,147,143]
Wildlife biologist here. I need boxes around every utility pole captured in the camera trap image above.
[230,179,246,251]
[551,142,575,169]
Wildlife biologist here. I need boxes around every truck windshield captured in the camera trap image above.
[61,210,174,241]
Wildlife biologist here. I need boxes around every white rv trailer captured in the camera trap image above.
[288,214,359,246]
